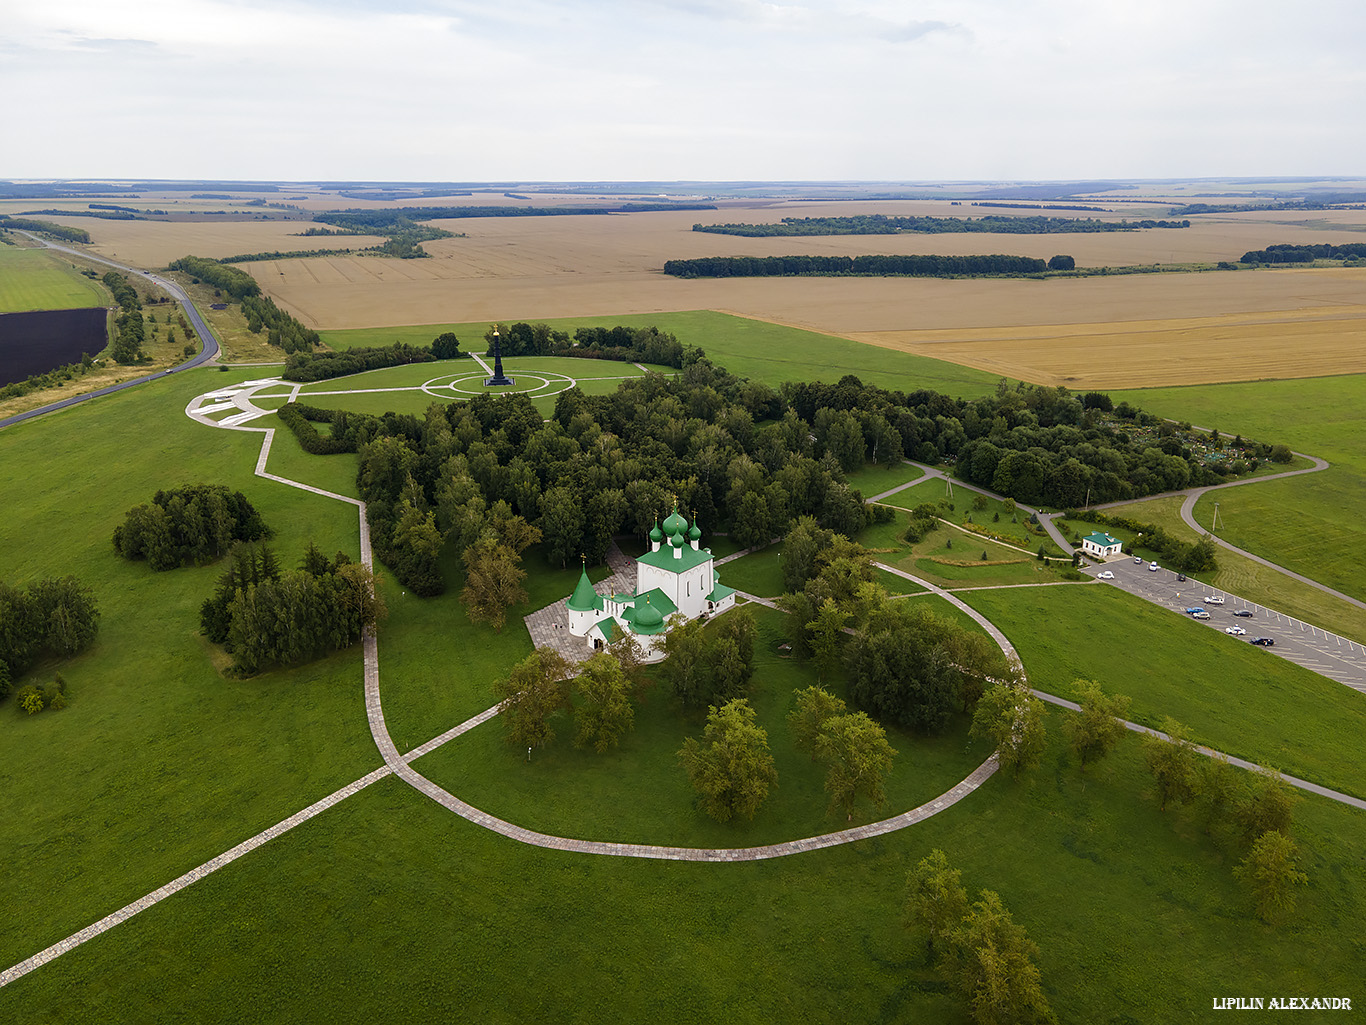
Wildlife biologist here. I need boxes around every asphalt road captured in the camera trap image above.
[0,235,221,431]
[1088,557,1366,693]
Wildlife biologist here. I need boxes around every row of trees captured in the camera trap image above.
[663,254,1051,279]
[0,215,91,243]
[970,676,1309,925]
[905,850,1056,1025]
[1239,242,1366,264]
[283,342,436,383]
[168,256,260,298]
[199,542,386,675]
[112,484,270,570]
[494,646,642,754]
[0,577,100,702]
[479,322,689,368]
[103,271,146,363]
[240,294,319,353]
[693,214,1189,237]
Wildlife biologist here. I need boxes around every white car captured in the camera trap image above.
[1225,626,1247,636]
[1192,610,1211,620]
[1204,596,1225,605]
[1097,571,1115,580]
[1148,561,1159,571]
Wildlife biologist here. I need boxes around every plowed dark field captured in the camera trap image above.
[0,307,107,386]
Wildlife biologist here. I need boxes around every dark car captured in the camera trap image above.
[1176,573,1186,582]
[1233,609,1254,618]
[1250,637,1275,646]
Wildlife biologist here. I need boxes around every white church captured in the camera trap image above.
[565,505,737,660]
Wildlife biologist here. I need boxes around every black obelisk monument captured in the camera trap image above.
[485,327,515,387]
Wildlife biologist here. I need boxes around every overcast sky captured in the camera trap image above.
[2,0,1362,182]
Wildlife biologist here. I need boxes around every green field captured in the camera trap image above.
[0,247,109,312]
[320,311,1004,397]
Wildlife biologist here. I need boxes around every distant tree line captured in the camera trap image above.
[663,254,1052,278]
[168,256,261,298]
[218,248,362,263]
[199,542,386,675]
[112,484,270,570]
[312,203,716,234]
[0,577,100,702]
[0,215,92,243]
[103,271,146,363]
[1239,242,1366,264]
[691,214,1189,238]
[483,321,690,368]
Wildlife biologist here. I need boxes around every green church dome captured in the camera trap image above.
[662,504,687,537]
[648,521,663,543]
[634,597,664,629]
[687,520,702,541]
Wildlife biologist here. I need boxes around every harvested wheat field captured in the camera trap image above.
[22,196,1366,389]
[16,214,384,268]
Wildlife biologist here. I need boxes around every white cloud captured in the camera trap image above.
[0,0,1362,179]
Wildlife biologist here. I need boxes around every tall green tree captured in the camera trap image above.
[787,685,847,760]
[1238,767,1300,841]
[942,890,1057,1025]
[494,647,572,752]
[904,848,970,962]
[573,653,635,753]
[460,535,528,633]
[815,711,897,820]
[970,680,1047,779]
[1234,830,1307,924]
[1064,679,1131,771]
[1142,718,1197,811]
[678,699,778,823]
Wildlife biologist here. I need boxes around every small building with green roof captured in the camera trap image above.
[564,503,737,658]
[1081,531,1124,559]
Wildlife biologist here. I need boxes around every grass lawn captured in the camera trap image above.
[320,311,1004,399]
[0,366,374,969]
[717,544,784,599]
[844,461,924,498]
[0,247,109,312]
[415,606,988,848]
[1070,497,1366,644]
[876,478,1064,556]
[5,707,1362,1023]
[960,583,1366,800]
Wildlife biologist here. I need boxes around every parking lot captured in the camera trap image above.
[1090,558,1366,693]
